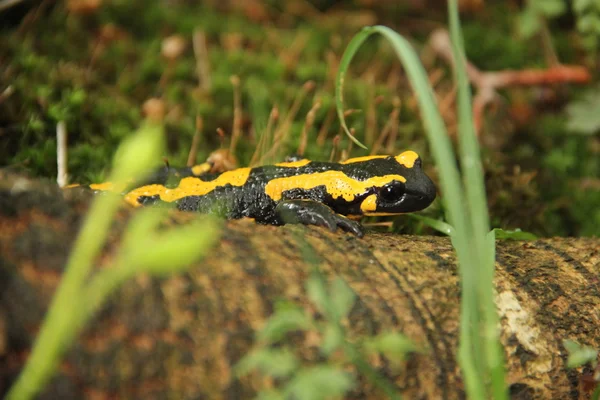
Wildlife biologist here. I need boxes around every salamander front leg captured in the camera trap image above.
[274,200,365,237]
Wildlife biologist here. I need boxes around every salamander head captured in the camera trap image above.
[356,151,437,216]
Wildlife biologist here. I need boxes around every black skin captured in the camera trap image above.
[133,155,436,236]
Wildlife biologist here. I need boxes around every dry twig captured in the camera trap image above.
[56,121,68,188]
[193,29,212,92]
[229,75,242,155]
[251,107,278,167]
[262,81,315,162]
[298,100,321,156]
[186,116,203,167]
[328,134,341,162]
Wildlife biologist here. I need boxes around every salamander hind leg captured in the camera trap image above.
[274,200,364,237]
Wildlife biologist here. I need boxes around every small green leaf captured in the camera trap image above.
[566,88,600,135]
[68,89,86,106]
[535,0,567,17]
[235,348,299,378]
[492,228,538,241]
[574,0,593,13]
[564,339,582,354]
[335,28,371,150]
[518,7,542,38]
[581,34,600,51]
[330,278,356,320]
[112,122,165,182]
[284,365,354,400]
[563,339,598,368]
[274,300,303,313]
[258,308,310,343]
[320,324,343,356]
[577,13,600,33]
[306,273,329,315]
[48,103,68,122]
[364,332,418,363]
[408,214,454,236]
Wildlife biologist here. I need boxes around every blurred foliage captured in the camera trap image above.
[236,266,416,399]
[0,0,598,236]
[517,0,600,59]
[574,0,600,55]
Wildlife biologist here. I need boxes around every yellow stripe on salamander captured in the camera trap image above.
[264,171,406,202]
[341,155,387,164]
[341,151,419,169]
[274,159,311,167]
[123,167,252,206]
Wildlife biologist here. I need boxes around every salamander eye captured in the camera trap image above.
[380,181,405,202]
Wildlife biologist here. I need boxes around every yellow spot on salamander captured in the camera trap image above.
[341,155,387,164]
[275,159,311,168]
[264,171,406,202]
[123,167,252,206]
[360,194,378,213]
[191,163,212,176]
[342,151,420,168]
[395,151,419,168]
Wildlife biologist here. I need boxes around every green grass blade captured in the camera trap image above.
[448,1,490,240]
[335,20,508,398]
[448,1,507,398]
[335,30,371,150]
[361,27,488,398]
[446,0,489,392]
[335,25,489,397]
[336,26,467,233]
[484,229,507,399]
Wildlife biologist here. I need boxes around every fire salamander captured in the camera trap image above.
[88,151,436,237]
